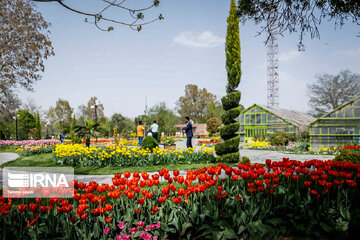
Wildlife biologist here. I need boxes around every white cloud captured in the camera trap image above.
[172,31,224,48]
[333,47,360,57]
[279,50,302,62]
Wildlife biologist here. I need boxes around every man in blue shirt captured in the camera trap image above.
[182,116,193,148]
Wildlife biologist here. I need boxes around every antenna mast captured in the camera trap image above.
[266,7,279,107]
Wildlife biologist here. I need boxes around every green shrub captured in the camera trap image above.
[162,136,175,145]
[221,106,242,125]
[215,136,240,155]
[334,150,360,164]
[219,122,239,140]
[221,91,241,111]
[141,136,158,151]
[269,131,290,146]
[240,155,250,164]
[219,151,239,163]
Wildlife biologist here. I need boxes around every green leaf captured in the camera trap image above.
[182,222,193,233]
[319,222,332,233]
[223,228,237,239]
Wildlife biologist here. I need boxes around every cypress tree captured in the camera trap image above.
[215,0,242,162]
[35,112,42,140]
[70,114,77,141]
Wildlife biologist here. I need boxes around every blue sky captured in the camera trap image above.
[20,0,360,118]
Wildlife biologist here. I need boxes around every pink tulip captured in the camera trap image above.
[136,221,145,228]
[129,227,138,234]
[103,228,110,234]
[117,222,125,229]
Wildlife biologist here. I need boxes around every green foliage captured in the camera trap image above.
[176,84,216,122]
[162,136,175,145]
[35,112,41,140]
[221,91,241,111]
[216,0,241,160]
[334,150,360,164]
[210,101,215,117]
[221,106,242,125]
[215,136,240,156]
[111,113,134,137]
[219,151,239,163]
[17,110,35,140]
[70,114,79,142]
[206,117,222,135]
[220,122,240,140]
[141,136,159,151]
[149,102,178,136]
[74,121,99,147]
[300,130,310,141]
[225,0,241,94]
[269,131,290,146]
[240,155,250,164]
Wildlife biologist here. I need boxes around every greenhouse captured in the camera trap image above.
[309,95,360,149]
[237,104,315,142]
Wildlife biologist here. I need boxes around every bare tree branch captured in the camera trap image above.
[33,0,163,31]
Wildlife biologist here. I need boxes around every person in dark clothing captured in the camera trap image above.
[182,116,193,148]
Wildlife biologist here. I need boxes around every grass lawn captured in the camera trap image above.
[0,153,226,175]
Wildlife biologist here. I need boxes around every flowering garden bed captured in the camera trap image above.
[53,144,217,167]
[1,158,360,239]
[0,140,61,155]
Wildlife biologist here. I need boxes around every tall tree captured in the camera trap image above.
[32,0,163,32]
[0,0,54,102]
[17,110,36,140]
[110,113,134,137]
[215,0,242,163]
[237,0,360,49]
[35,112,42,140]
[149,102,179,136]
[176,84,216,123]
[47,99,74,134]
[78,97,105,123]
[307,70,360,116]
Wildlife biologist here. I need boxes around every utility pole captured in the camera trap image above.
[144,96,148,135]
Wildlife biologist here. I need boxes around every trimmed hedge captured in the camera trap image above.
[221,106,242,125]
[219,151,239,163]
[215,136,240,156]
[220,122,240,140]
[221,91,241,111]
[141,136,158,151]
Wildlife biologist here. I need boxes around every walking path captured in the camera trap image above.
[0,149,335,185]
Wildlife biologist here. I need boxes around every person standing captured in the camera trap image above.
[150,120,159,141]
[182,116,193,148]
[137,121,145,146]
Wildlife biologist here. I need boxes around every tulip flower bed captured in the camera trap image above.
[1,158,360,239]
[53,144,217,167]
[0,140,61,155]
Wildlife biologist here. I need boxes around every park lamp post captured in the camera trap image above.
[12,114,20,141]
[91,99,100,143]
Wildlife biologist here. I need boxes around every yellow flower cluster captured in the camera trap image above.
[244,141,270,148]
[53,144,215,160]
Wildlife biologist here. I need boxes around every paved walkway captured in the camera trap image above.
[0,148,335,185]
[240,149,334,163]
[0,152,19,165]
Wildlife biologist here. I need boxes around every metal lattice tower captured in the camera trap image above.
[266,9,279,107]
